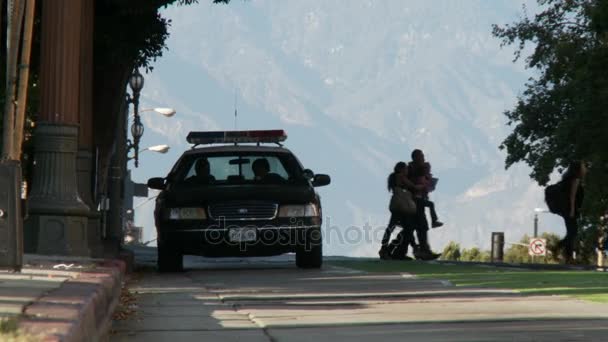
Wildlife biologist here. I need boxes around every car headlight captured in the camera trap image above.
[169,207,207,220]
[278,204,319,218]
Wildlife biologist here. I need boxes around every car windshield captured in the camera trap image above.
[172,152,305,186]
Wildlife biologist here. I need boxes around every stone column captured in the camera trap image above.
[77,0,103,257]
[25,1,90,256]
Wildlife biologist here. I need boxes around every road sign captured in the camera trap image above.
[529,238,547,257]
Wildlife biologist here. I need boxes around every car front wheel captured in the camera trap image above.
[157,237,183,272]
[296,240,322,269]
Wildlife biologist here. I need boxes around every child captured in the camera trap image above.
[409,151,443,228]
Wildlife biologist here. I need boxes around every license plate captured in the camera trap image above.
[229,227,257,242]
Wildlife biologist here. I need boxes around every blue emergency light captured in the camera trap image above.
[186,130,287,145]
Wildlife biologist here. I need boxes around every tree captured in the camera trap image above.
[492,0,608,219]
[93,0,232,196]
[504,234,534,264]
[460,247,491,262]
[504,233,561,264]
[440,241,461,261]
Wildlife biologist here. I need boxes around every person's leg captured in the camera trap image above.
[381,215,398,247]
[413,198,440,259]
[379,215,400,259]
[414,198,430,250]
[562,216,578,262]
[390,222,414,260]
[420,198,443,228]
[428,200,438,223]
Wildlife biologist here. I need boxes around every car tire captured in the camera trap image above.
[296,240,323,269]
[157,238,183,273]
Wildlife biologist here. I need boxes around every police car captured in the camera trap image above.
[147,130,330,272]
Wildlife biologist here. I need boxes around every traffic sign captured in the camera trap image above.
[529,238,547,256]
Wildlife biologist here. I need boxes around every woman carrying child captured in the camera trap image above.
[379,162,420,260]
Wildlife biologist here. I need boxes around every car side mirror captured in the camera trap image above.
[313,174,331,187]
[302,169,315,180]
[147,177,166,190]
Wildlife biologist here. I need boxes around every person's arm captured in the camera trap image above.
[401,177,424,191]
[569,179,580,218]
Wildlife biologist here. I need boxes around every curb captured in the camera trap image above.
[17,259,126,342]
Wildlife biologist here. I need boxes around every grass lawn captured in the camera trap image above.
[329,260,608,303]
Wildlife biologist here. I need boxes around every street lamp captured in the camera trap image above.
[533,207,550,237]
[126,69,144,168]
[127,145,170,161]
[143,144,170,153]
[125,70,175,167]
[139,108,176,117]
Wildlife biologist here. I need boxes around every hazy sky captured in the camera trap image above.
[131,0,564,256]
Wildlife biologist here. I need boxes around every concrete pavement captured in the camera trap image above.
[111,248,608,342]
[0,254,126,341]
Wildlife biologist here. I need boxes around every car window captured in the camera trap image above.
[177,153,299,185]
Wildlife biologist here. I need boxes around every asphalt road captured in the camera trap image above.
[111,246,608,342]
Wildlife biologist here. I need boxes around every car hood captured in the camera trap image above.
[163,184,316,206]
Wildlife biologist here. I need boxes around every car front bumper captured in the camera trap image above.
[159,219,322,257]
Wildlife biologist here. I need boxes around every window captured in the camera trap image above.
[177,152,301,185]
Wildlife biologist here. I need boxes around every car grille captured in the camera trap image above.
[208,202,279,221]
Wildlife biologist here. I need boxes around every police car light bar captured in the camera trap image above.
[186,130,287,145]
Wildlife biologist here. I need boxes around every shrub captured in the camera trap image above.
[440,241,461,261]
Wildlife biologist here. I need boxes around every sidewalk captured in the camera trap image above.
[0,254,126,341]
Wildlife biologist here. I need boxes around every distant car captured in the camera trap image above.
[148,130,331,272]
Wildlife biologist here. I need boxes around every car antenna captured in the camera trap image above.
[234,89,238,130]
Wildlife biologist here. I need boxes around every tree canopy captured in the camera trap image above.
[493,0,608,218]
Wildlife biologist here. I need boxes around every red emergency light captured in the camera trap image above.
[186,130,287,145]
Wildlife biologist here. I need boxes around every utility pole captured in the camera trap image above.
[12,0,36,159]
[2,0,25,159]
[0,0,33,271]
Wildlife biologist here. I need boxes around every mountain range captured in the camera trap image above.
[132,0,566,256]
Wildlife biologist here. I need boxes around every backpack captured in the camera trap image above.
[545,182,566,215]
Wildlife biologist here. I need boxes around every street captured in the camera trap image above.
[111,246,608,342]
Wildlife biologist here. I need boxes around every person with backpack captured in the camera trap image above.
[546,161,587,263]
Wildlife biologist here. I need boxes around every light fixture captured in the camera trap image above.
[152,108,175,117]
[139,107,176,117]
[130,120,144,141]
[146,145,170,153]
[129,69,144,93]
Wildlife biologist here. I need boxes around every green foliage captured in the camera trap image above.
[95,0,232,72]
[440,241,461,261]
[504,233,563,264]
[504,234,538,264]
[459,247,479,261]
[543,231,562,263]
[576,224,604,264]
[460,247,491,262]
[492,0,608,219]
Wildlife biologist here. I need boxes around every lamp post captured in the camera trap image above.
[124,70,175,168]
[534,208,550,237]
[126,69,145,168]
